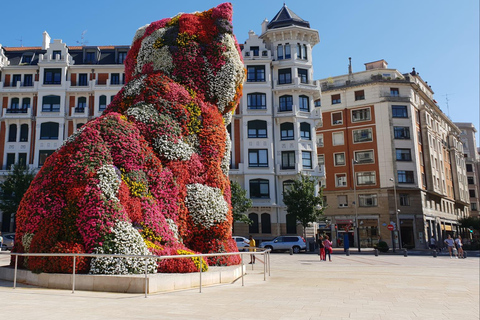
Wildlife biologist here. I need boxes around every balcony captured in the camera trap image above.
[380,91,411,102]
[1,81,38,91]
[2,107,31,118]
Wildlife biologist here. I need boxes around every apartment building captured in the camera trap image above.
[455,122,479,218]
[229,5,323,239]
[316,59,470,249]
[0,32,128,231]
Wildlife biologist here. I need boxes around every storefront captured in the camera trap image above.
[358,219,379,248]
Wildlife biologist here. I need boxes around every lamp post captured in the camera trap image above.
[352,159,360,252]
[390,177,402,250]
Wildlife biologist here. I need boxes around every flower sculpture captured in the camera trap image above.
[14,2,245,274]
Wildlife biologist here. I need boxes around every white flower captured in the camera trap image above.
[22,233,34,253]
[185,183,229,228]
[221,132,231,177]
[153,136,194,161]
[97,164,121,202]
[132,24,149,43]
[135,27,174,76]
[89,220,157,275]
[123,75,146,98]
[61,126,85,149]
[166,218,179,241]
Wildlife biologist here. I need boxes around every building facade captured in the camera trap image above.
[316,60,470,249]
[229,5,323,240]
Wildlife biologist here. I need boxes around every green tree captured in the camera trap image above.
[458,217,480,231]
[283,173,325,239]
[230,180,253,225]
[0,163,36,231]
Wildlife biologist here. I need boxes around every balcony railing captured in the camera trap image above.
[5,108,28,114]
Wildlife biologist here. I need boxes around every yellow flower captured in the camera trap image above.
[177,249,208,272]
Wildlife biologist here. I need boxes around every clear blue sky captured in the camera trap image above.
[1,0,479,144]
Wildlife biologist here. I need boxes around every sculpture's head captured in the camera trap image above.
[124,2,245,114]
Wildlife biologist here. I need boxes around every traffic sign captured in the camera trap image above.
[387,224,394,231]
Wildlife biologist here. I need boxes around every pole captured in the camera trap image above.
[353,159,360,252]
[392,179,402,250]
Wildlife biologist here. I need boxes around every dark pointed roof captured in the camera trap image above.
[267,4,310,30]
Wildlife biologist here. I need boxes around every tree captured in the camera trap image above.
[0,163,36,231]
[283,173,325,239]
[230,180,253,225]
[458,217,480,232]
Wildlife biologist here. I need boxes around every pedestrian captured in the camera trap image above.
[247,235,256,264]
[444,234,456,258]
[323,235,333,262]
[429,236,437,250]
[317,235,325,261]
[0,232,3,251]
[455,235,464,258]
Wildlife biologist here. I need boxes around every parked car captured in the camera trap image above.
[1,233,15,250]
[232,236,249,251]
[259,236,306,253]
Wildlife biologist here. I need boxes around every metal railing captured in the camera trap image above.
[1,248,271,298]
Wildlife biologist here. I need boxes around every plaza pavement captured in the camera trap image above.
[0,250,478,320]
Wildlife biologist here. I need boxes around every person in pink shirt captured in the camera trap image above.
[323,235,333,262]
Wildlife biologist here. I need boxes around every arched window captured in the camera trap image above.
[279,95,293,112]
[283,180,295,195]
[299,95,309,112]
[249,213,259,233]
[76,123,85,130]
[286,214,297,234]
[42,95,60,112]
[20,124,29,142]
[280,122,294,140]
[300,122,311,140]
[10,98,19,109]
[277,44,283,60]
[8,124,17,142]
[261,213,271,234]
[40,122,59,140]
[22,98,31,109]
[248,120,267,138]
[247,93,266,109]
[249,179,269,199]
[76,97,87,113]
[99,95,107,111]
[284,44,291,59]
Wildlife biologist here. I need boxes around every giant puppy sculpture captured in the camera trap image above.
[14,3,245,274]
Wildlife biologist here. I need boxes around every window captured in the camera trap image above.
[44,68,61,84]
[356,171,376,185]
[278,68,292,84]
[469,190,476,198]
[334,153,345,166]
[472,203,478,211]
[248,213,259,233]
[398,170,414,183]
[6,153,15,170]
[20,124,28,142]
[468,177,475,184]
[99,95,107,111]
[396,148,412,161]
[302,151,312,169]
[22,98,30,109]
[302,44,307,60]
[261,213,271,233]
[76,97,87,113]
[283,180,295,194]
[250,46,259,56]
[353,128,373,143]
[117,52,127,64]
[298,69,308,83]
[299,95,309,112]
[277,44,284,60]
[394,126,410,139]
[317,134,324,147]
[18,153,27,168]
[354,150,374,164]
[248,120,267,138]
[111,73,120,85]
[76,123,85,130]
[400,194,410,206]
[352,108,371,122]
[78,73,88,86]
[24,74,33,86]
[392,105,408,118]
[279,95,293,112]
[317,154,325,165]
[280,123,294,140]
[354,90,365,101]
[466,164,473,172]
[335,173,347,187]
[332,132,344,146]
[39,150,55,167]
[40,122,59,140]
[10,98,19,109]
[331,94,341,104]
[12,74,21,86]
[85,51,96,63]
[247,93,266,109]
[332,112,343,125]
[284,44,291,59]
[359,194,378,207]
[250,179,269,198]
[297,43,302,59]
[390,88,399,97]
[42,95,60,112]
[21,54,33,64]
[300,122,311,140]
[247,66,265,82]
[282,151,295,169]
[8,124,17,142]
[248,149,268,167]
[337,195,348,207]
[52,50,61,59]
[314,99,321,108]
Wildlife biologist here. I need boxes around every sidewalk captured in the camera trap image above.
[0,252,478,319]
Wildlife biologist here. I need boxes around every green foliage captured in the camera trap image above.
[230,181,253,225]
[374,241,389,253]
[458,217,480,231]
[0,163,36,229]
[282,174,325,234]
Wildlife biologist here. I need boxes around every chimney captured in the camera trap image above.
[42,31,51,50]
[261,19,269,34]
[348,57,352,75]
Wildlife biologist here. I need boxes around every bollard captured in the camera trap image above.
[346,249,350,256]
[374,249,378,257]
[433,250,437,258]
[463,251,467,259]
[289,248,293,255]
[403,249,408,257]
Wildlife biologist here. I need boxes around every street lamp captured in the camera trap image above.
[352,159,360,252]
[390,177,402,250]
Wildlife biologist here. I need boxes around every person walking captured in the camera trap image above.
[247,235,256,264]
[444,234,456,258]
[317,235,325,261]
[429,236,437,250]
[323,235,333,262]
[455,235,464,259]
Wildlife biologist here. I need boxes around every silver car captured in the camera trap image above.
[232,236,249,251]
[1,233,14,250]
[259,236,306,253]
